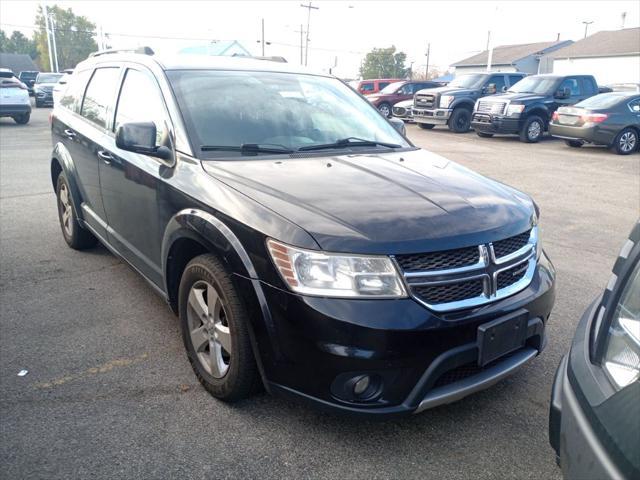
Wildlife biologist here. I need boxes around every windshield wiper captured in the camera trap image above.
[200,143,294,155]
[297,137,401,152]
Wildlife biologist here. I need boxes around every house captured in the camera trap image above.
[452,40,573,75]
[179,40,252,57]
[0,52,39,74]
[546,28,640,85]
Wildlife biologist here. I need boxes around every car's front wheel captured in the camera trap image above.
[179,254,260,402]
[448,108,471,133]
[56,174,98,249]
[13,113,30,124]
[612,127,638,155]
[378,102,392,118]
[519,116,544,143]
[476,131,493,138]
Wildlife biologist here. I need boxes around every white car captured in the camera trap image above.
[52,69,74,106]
[0,69,31,124]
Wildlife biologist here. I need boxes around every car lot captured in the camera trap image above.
[0,106,638,479]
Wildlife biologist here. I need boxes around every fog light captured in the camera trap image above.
[353,375,370,396]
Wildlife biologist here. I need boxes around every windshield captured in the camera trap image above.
[19,72,38,80]
[508,76,558,94]
[379,81,405,94]
[576,93,632,110]
[168,70,411,157]
[36,73,63,84]
[447,74,486,89]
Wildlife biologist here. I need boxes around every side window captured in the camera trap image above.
[398,84,412,95]
[361,82,374,93]
[559,77,581,96]
[509,75,524,88]
[629,98,640,112]
[80,67,120,128]
[114,68,168,147]
[581,78,597,96]
[60,70,91,113]
[488,75,506,92]
[378,82,390,90]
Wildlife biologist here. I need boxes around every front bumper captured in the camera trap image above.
[472,113,523,134]
[0,104,31,117]
[35,90,54,105]
[549,123,614,146]
[257,250,555,416]
[412,107,452,125]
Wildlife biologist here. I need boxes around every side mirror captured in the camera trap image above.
[389,117,406,136]
[554,87,571,99]
[501,85,507,92]
[484,84,497,95]
[115,121,172,161]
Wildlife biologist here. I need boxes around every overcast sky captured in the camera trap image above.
[1,0,638,77]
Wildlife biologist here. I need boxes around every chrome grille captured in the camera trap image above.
[414,94,436,108]
[395,228,537,312]
[477,100,506,115]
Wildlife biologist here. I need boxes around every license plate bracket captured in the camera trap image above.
[477,311,529,367]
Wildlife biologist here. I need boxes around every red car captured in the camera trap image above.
[366,80,441,117]
[353,78,402,96]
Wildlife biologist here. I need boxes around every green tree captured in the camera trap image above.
[359,46,409,80]
[0,29,39,60]
[34,4,98,71]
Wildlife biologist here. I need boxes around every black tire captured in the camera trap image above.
[612,127,638,155]
[13,113,30,124]
[418,123,435,130]
[448,107,471,133]
[378,102,392,118]
[565,140,583,148]
[56,174,98,250]
[179,253,260,402]
[476,131,493,138]
[519,115,544,143]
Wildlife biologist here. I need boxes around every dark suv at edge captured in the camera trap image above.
[50,50,556,416]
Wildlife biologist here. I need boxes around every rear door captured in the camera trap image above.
[98,65,173,286]
[64,66,121,237]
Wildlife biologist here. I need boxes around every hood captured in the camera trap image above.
[202,149,535,254]
[486,92,548,103]
[35,82,58,88]
[416,86,472,96]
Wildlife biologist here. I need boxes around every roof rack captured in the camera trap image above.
[90,46,154,58]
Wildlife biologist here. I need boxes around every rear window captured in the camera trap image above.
[576,93,631,110]
[80,67,120,128]
[36,73,63,84]
[59,70,92,113]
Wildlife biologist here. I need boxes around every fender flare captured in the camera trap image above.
[451,99,475,111]
[51,141,86,223]
[523,104,551,124]
[161,208,282,368]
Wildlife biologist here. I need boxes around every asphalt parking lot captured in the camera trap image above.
[1,106,638,480]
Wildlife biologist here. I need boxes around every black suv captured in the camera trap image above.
[50,49,556,416]
[412,72,527,133]
[472,74,600,142]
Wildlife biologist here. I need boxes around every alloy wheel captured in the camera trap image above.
[58,183,73,237]
[187,280,231,378]
[379,104,391,117]
[528,121,542,140]
[620,131,637,153]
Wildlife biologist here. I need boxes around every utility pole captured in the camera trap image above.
[582,20,593,38]
[300,2,318,66]
[261,18,265,56]
[42,3,54,72]
[425,43,430,79]
[487,30,494,71]
[293,25,305,65]
[48,13,59,72]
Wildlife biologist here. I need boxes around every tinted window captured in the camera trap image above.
[114,68,168,146]
[576,93,632,110]
[509,75,524,87]
[628,98,640,112]
[380,82,405,94]
[60,70,91,113]
[378,82,391,90]
[36,73,63,84]
[448,74,487,89]
[488,75,506,92]
[581,78,597,96]
[361,82,374,92]
[80,68,120,128]
[560,77,581,96]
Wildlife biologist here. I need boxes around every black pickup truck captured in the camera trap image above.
[412,72,527,133]
[471,74,600,142]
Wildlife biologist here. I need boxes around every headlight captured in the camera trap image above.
[267,239,407,298]
[507,104,525,116]
[602,261,640,390]
[439,95,454,108]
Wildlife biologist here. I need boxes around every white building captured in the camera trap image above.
[547,28,640,85]
[451,40,573,75]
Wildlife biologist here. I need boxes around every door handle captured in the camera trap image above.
[63,129,76,139]
[97,150,114,164]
